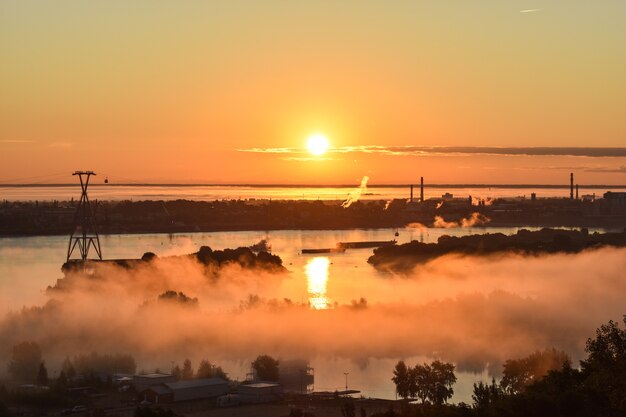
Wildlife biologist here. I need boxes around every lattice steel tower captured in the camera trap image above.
[67,171,103,261]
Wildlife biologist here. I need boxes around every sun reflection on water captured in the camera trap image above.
[305,257,330,309]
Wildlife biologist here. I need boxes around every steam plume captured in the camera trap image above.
[433,212,490,228]
[342,176,369,208]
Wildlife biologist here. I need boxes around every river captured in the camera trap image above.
[1,184,623,202]
[3,225,620,402]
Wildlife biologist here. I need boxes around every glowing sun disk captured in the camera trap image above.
[306,134,330,156]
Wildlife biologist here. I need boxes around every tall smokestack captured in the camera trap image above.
[420,177,424,202]
[410,184,414,203]
[576,184,579,200]
[570,173,574,199]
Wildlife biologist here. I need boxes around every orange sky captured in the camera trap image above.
[1,1,625,184]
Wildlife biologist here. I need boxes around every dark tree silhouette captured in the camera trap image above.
[172,364,182,380]
[61,357,76,379]
[158,291,198,306]
[581,316,626,412]
[252,355,279,381]
[472,378,503,410]
[7,341,42,383]
[501,348,570,394]
[429,360,456,405]
[181,359,193,380]
[412,363,430,403]
[391,361,410,399]
[196,359,228,380]
[36,362,49,386]
[393,360,456,405]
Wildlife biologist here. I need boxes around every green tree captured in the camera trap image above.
[252,355,279,381]
[7,341,42,383]
[391,361,410,399]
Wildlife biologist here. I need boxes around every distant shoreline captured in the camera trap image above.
[1,183,625,188]
[2,197,624,237]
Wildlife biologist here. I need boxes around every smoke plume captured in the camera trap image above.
[433,212,491,228]
[342,176,369,208]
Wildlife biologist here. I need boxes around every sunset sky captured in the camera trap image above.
[1,0,625,184]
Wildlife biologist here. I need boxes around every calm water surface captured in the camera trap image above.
[2,184,622,201]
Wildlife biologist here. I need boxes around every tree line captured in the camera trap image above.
[383,316,626,417]
[392,360,457,405]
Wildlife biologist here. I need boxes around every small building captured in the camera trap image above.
[238,382,283,403]
[141,385,174,404]
[166,378,229,402]
[139,378,229,404]
[604,191,626,202]
[133,373,176,391]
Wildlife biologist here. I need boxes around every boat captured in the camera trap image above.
[336,240,397,249]
[301,247,346,254]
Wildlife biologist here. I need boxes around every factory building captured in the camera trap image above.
[602,191,626,215]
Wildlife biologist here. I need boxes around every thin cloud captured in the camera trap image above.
[281,157,337,162]
[238,147,295,153]
[0,139,35,144]
[239,146,626,158]
[585,166,626,173]
[520,8,541,13]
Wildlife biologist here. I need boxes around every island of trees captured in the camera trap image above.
[61,245,285,277]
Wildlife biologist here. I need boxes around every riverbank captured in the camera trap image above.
[1,197,624,237]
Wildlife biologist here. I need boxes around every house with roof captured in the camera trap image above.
[140,377,229,404]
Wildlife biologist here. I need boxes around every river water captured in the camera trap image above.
[2,225,617,402]
[1,184,622,202]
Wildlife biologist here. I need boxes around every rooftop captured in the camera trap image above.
[242,382,281,388]
[135,373,174,379]
[165,378,228,390]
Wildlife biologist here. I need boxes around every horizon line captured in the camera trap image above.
[1,183,625,189]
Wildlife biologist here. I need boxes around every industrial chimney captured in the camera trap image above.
[570,173,574,199]
[420,177,424,202]
[410,184,414,203]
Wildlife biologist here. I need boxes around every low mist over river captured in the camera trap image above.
[1,227,625,402]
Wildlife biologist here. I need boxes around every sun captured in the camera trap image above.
[306,133,330,156]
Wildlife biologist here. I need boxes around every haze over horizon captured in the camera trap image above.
[1,0,625,184]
